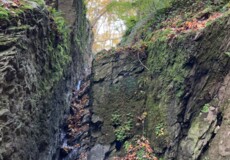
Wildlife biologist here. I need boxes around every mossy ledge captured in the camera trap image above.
[0,0,92,159]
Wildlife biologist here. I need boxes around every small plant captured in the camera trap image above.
[124,141,132,151]
[111,113,122,126]
[0,7,9,19]
[113,113,133,142]
[0,0,45,19]
[137,148,145,160]
[114,120,132,141]
[201,104,210,113]
[122,136,157,160]
[155,123,165,137]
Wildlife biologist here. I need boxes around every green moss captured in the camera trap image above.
[141,34,190,151]
[0,0,45,20]
[201,104,210,113]
[151,28,174,42]
[32,0,45,6]
[0,7,9,19]
[36,7,71,94]
[0,36,18,46]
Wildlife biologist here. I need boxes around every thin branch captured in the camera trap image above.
[138,52,149,71]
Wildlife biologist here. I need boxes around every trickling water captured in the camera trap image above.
[76,80,82,91]
[59,79,91,160]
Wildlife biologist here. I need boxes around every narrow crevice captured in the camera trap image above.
[197,112,223,160]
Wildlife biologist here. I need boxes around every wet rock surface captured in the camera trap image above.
[59,80,91,160]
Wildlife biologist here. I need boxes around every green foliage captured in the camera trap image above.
[106,0,171,34]
[48,8,69,36]
[123,136,156,159]
[150,28,174,42]
[39,7,71,93]
[0,0,45,19]
[0,7,9,19]
[107,0,171,19]
[225,52,230,57]
[0,6,10,19]
[137,148,145,160]
[113,113,133,142]
[115,125,131,141]
[201,104,210,113]
[111,112,122,126]
[125,16,138,34]
[155,123,165,137]
[135,0,171,17]
[32,0,45,6]
[124,141,132,151]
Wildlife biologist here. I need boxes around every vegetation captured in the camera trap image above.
[155,123,165,137]
[86,0,171,53]
[114,121,132,141]
[112,112,133,142]
[201,104,210,113]
[111,112,122,126]
[225,52,230,57]
[122,136,157,160]
[93,2,230,156]
[0,0,45,19]
[107,0,171,26]
[40,7,71,93]
[0,1,70,94]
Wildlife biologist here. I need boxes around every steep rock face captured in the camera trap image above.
[175,16,230,160]
[0,0,92,160]
[90,48,147,158]
[58,0,93,79]
[90,6,230,160]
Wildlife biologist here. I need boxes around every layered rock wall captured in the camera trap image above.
[0,0,92,159]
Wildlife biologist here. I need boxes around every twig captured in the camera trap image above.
[137,52,149,71]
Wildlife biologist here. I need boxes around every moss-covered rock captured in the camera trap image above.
[91,47,147,156]
[0,0,92,159]
[90,2,230,159]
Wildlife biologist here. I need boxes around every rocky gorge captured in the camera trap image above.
[0,0,230,160]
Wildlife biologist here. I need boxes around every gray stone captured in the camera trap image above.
[0,109,10,122]
[88,144,110,160]
[82,113,91,124]
[91,131,102,138]
[92,114,103,124]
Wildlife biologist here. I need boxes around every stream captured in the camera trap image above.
[59,79,91,160]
